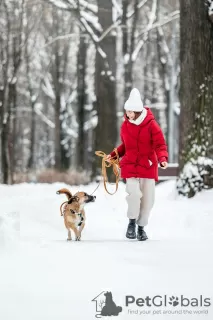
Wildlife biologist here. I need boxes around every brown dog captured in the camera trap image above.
[56,188,96,241]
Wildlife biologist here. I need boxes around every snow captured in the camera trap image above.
[80,17,99,42]
[127,0,148,19]
[132,39,145,62]
[112,0,122,21]
[79,0,98,14]
[124,53,130,64]
[177,156,213,197]
[42,76,55,100]
[35,103,55,129]
[81,11,102,32]
[174,102,180,115]
[11,76,17,84]
[112,0,122,15]
[66,127,78,138]
[1,181,213,319]
[84,115,98,130]
[97,47,107,59]
[208,0,213,16]
[48,0,70,10]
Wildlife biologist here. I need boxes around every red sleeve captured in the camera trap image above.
[110,124,125,158]
[110,143,125,158]
[150,120,168,163]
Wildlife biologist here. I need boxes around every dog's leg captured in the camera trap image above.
[67,229,72,241]
[71,226,80,241]
[78,222,85,241]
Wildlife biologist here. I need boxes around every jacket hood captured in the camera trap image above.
[124,107,154,126]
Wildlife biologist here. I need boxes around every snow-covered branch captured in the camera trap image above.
[132,0,157,62]
[112,0,122,15]
[79,0,97,14]
[80,17,99,42]
[42,33,77,48]
[137,10,180,37]
[127,0,148,19]
[46,0,71,10]
[98,5,179,45]
[35,104,55,129]
[81,11,102,32]
[98,19,121,42]
[46,0,97,14]
[42,77,55,100]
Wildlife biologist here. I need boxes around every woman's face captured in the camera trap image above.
[126,110,135,120]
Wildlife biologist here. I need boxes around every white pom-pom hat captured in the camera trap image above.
[124,88,144,112]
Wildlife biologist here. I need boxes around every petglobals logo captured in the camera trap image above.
[92,292,211,318]
[125,295,211,308]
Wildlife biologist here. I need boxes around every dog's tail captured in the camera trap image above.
[56,188,72,200]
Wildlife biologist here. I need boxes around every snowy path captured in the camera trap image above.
[0,181,213,320]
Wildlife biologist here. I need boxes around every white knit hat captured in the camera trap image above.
[124,88,143,112]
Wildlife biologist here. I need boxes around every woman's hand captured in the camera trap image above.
[105,154,112,162]
[160,161,168,169]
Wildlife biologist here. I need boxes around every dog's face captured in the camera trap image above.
[68,192,96,205]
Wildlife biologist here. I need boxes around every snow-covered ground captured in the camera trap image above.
[1,181,213,320]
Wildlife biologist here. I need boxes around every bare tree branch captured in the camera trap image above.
[127,0,148,19]
[132,0,158,62]
[137,10,179,38]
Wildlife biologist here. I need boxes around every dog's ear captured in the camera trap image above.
[68,196,79,204]
[56,188,72,200]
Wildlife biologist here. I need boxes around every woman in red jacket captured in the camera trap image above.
[107,88,168,241]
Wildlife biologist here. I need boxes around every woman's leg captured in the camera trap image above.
[126,178,142,220]
[137,178,155,227]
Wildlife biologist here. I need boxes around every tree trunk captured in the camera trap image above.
[54,92,61,170]
[26,39,36,171]
[76,32,87,170]
[1,99,10,184]
[122,0,129,100]
[178,0,213,196]
[27,101,36,171]
[52,10,71,171]
[0,81,10,184]
[9,81,17,184]
[123,0,139,100]
[93,0,117,178]
[179,0,213,170]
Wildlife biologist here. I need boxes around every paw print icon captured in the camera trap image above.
[168,296,179,307]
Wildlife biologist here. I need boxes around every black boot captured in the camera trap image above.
[137,226,148,241]
[126,219,136,239]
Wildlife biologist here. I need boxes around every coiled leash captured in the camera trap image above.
[60,201,68,216]
[95,148,120,195]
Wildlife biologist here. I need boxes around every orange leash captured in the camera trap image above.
[60,201,68,216]
[95,148,120,195]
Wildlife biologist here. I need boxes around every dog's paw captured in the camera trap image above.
[75,236,81,241]
[67,238,72,241]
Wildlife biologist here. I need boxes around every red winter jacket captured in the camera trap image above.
[110,107,168,181]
